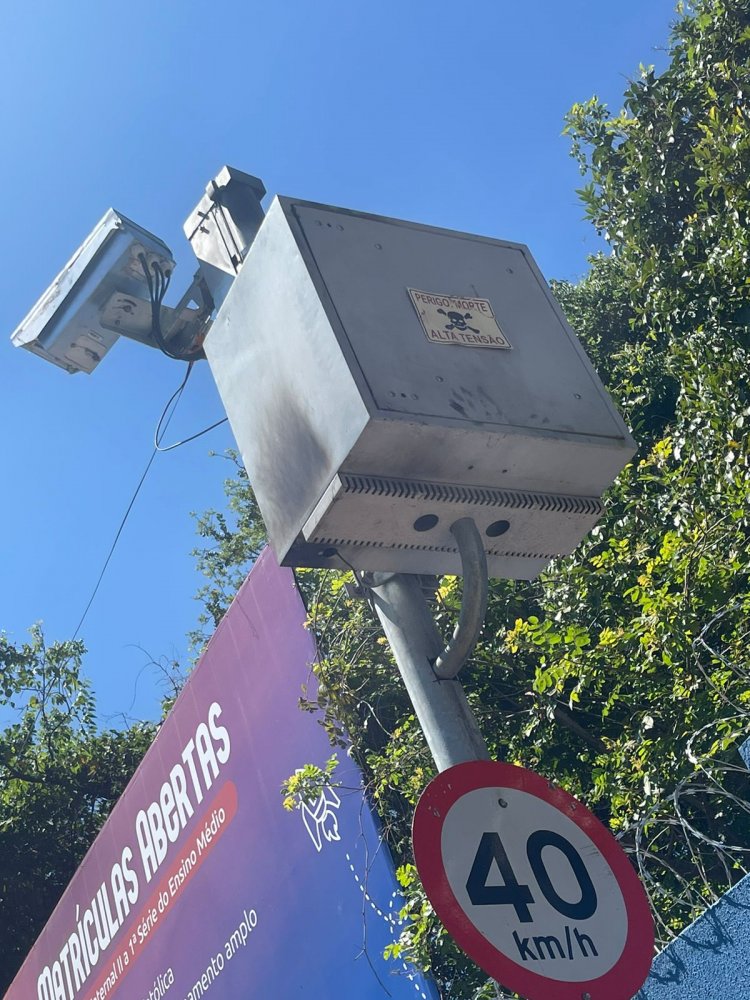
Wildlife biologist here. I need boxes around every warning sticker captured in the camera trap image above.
[407,288,511,350]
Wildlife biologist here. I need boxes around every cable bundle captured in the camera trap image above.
[138,253,205,363]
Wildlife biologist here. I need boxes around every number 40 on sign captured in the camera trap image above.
[412,761,653,1000]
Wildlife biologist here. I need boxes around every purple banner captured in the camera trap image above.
[7,550,437,1000]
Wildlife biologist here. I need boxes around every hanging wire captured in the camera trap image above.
[72,447,160,641]
[71,361,227,639]
[154,361,195,444]
[155,418,229,453]
[152,360,228,452]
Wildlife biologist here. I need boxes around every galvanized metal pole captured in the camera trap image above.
[370,574,489,771]
[368,519,491,772]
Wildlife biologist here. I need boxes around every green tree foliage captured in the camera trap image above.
[189,454,267,651]
[191,4,750,995]
[0,629,155,992]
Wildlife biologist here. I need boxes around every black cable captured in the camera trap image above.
[154,361,195,446]
[71,365,188,640]
[71,340,231,639]
[155,416,228,453]
[138,254,205,363]
[152,359,229,452]
[72,447,159,640]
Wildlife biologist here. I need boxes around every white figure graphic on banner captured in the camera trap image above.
[301,787,342,852]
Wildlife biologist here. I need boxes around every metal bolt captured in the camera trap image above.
[574,393,582,399]
[498,798,508,808]
[582,993,592,1000]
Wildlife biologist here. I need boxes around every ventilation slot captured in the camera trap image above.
[311,536,558,560]
[337,473,602,517]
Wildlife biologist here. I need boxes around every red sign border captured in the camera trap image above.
[413,760,653,1000]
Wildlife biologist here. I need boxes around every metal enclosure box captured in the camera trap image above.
[205,197,636,578]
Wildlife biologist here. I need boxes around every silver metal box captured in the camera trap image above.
[11,211,174,374]
[205,197,636,578]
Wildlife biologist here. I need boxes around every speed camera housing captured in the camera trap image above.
[11,211,175,374]
[11,210,213,373]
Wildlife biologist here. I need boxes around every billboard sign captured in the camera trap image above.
[6,549,437,1000]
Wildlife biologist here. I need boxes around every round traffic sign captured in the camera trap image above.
[413,760,653,1000]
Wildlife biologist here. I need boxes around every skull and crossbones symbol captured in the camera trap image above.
[437,308,480,334]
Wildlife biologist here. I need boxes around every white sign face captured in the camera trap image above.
[407,288,511,350]
[413,761,653,1000]
[442,787,627,981]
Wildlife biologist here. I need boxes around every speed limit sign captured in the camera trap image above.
[413,761,653,1000]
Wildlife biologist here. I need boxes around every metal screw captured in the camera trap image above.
[498,798,508,808]
[506,267,514,273]
[574,393,582,399]
[374,243,383,249]
[582,993,592,1000]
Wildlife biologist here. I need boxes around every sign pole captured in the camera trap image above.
[369,571,489,771]
[367,518,490,772]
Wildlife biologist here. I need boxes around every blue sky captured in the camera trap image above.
[0,0,675,724]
